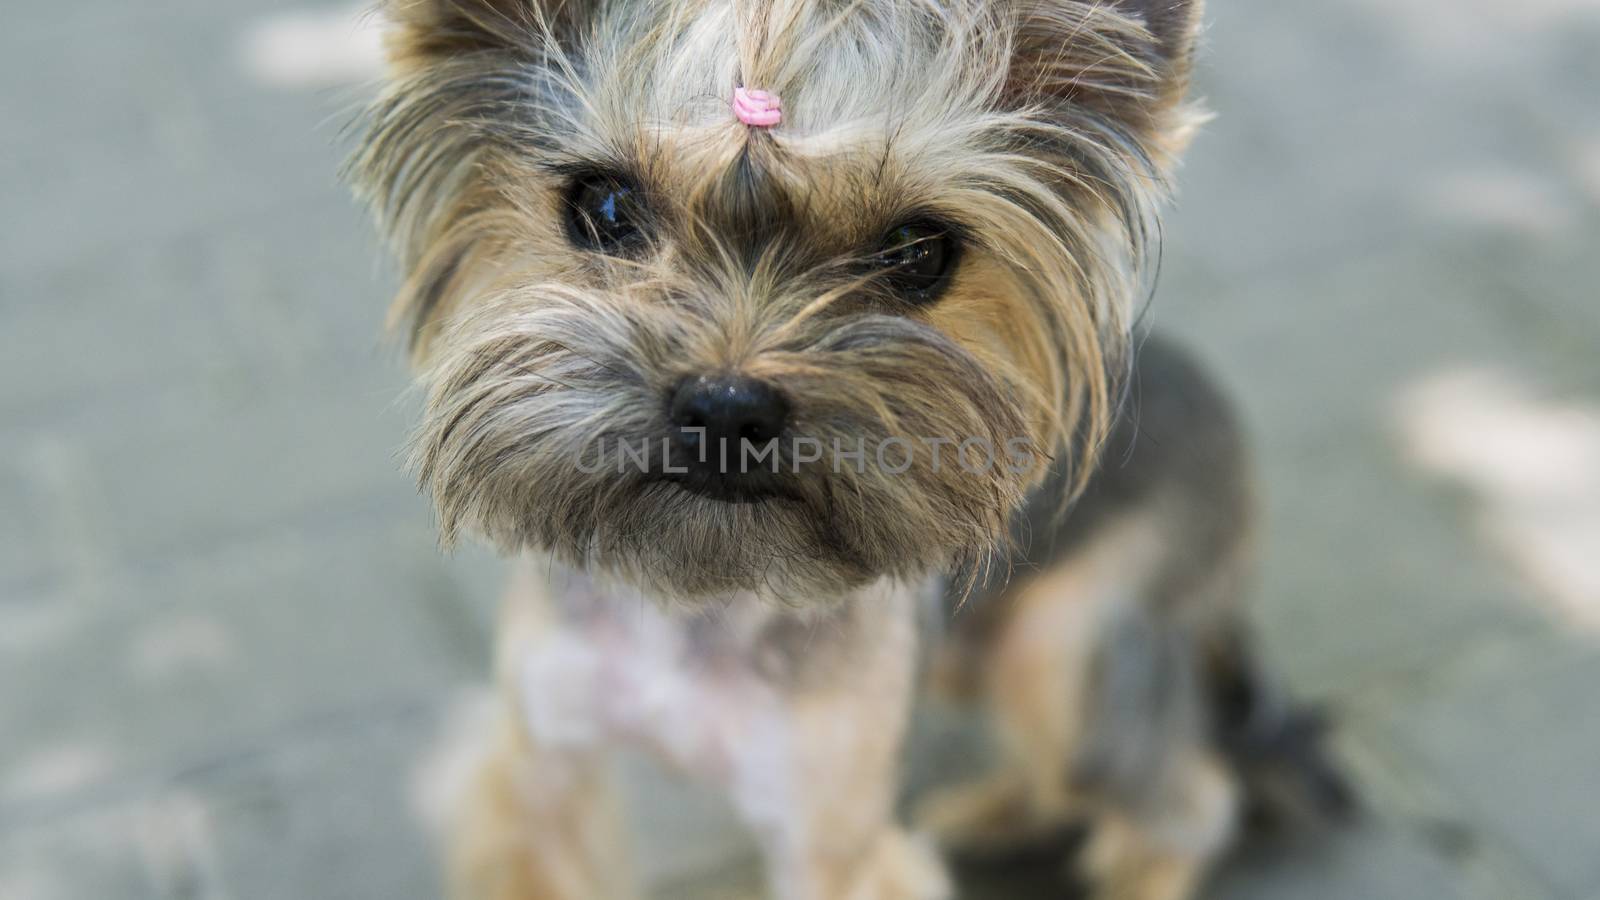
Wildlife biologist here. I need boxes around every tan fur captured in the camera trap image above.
[761,588,951,900]
[441,566,637,900]
[461,564,949,900]
[448,715,634,900]
[920,506,1242,896]
[349,2,1224,898]
[351,3,1208,597]
[1079,751,1236,900]
[921,514,1162,847]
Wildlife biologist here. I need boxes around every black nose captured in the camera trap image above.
[670,374,790,455]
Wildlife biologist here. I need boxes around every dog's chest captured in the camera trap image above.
[508,576,834,786]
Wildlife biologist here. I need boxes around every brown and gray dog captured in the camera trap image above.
[349,1,1347,898]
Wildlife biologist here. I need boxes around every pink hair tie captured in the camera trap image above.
[733,87,782,128]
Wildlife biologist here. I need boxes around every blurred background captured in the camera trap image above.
[3,1,1599,898]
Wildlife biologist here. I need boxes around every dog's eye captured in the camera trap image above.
[565,175,647,254]
[875,220,961,305]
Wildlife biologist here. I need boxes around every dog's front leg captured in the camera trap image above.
[446,568,637,900]
[732,582,952,900]
[447,710,633,900]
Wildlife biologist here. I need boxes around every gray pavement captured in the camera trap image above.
[3,1,1599,898]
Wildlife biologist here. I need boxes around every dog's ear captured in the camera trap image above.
[384,0,594,66]
[1109,0,1204,64]
[1009,0,1205,169]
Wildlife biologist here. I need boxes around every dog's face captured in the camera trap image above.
[352,0,1202,601]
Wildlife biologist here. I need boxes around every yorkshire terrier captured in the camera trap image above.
[350,1,1348,898]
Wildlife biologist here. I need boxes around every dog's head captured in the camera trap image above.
[351,0,1203,601]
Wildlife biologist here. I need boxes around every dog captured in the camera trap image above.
[349,1,1347,897]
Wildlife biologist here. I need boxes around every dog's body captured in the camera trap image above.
[350,1,1344,896]
[448,335,1323,900]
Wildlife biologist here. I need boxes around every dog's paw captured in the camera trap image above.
[915,776,1046,856]
[843,830,953,900]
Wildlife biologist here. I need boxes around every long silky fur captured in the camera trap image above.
[348,0,1205,603]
